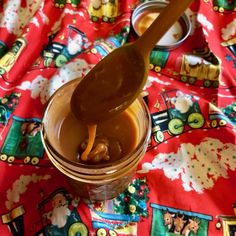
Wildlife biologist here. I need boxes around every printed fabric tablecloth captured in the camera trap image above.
[0,0,235,235]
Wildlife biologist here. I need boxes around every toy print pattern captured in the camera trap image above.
[0,0,235,235]
[150,203,213,235]
[0,116,44,165]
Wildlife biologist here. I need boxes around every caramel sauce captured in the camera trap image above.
[58,110,138,164]
[136,11,160,36]
[80,124,97,161]
[70,46,146,164]
[134,10,183,46]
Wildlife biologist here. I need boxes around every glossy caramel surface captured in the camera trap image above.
[58,109,138,164]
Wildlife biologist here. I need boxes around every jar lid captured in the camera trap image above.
[131,0,191,50]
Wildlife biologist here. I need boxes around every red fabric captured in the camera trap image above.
[0,0,235,235]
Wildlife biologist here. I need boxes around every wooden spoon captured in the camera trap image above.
[71,0,193,124]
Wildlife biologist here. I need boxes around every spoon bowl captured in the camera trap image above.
[71,0,193,124]
[71,43,149,123]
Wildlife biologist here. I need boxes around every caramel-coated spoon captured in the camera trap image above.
[71,0,193,124]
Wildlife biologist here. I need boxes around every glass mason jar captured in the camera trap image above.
[41,79,151,201]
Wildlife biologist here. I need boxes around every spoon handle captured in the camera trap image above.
[135,0,194,56]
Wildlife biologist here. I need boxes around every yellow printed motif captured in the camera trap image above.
[88,0,118,22]
[0,38,27,75]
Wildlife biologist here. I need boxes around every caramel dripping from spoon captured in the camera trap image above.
[80,124,97,162]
